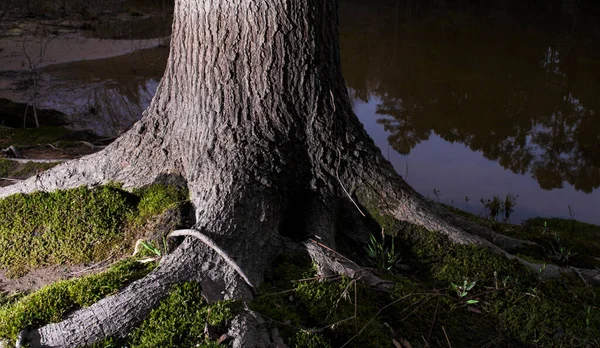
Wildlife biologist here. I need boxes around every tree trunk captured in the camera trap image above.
[3,0,598,347]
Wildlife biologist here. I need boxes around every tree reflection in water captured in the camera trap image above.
[339,0,600,193]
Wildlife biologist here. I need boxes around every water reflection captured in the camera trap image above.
[40,46,167,136]
[339,0,600,222]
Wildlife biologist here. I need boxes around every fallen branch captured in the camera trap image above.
[169,229,254,288]
[0,158,66,163]
[80,141,107,150]
[0,177,23,182]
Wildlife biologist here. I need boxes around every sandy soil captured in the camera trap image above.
[0,263,100,294]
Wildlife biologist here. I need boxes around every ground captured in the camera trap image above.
[0,175,598,347]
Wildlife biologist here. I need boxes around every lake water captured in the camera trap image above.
[1,1,599,224]
[339,1,600,224]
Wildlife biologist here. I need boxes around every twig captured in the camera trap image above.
[470,286,509,298]
[427,297,440,342]
[354,278,358,329]
[329,90,365,217]
[336,148,365,217]
[0,177,23,182]
[293,274,341,283]
[169,229,254,288]
[309,238,355,263]
[571,266,589,286]
[80,141,106,150]
[8,145,23,158]
[69,257,118,275]
[1,158,66,163]
[442,326,452,348]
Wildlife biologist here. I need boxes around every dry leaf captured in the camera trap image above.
[467,306,482,314]
[217,334,229,344]
[398,337,413,348]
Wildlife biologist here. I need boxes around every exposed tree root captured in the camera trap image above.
[0,127,175,199]
[304,239,393,290]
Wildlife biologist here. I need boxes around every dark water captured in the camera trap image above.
[339,1,600,224]
[8,1,598,224]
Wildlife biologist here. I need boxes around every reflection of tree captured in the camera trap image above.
[339,1,600,192]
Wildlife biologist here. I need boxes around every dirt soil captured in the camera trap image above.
[0,264,95,295]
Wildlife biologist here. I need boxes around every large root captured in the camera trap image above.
[0,120,175,199]
[350,162,600,285]
[20,237,256,347]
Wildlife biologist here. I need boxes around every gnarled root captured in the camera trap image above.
[19,237,256,348]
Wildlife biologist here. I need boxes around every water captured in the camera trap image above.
[1,1,598,224]
[339,1,600,224]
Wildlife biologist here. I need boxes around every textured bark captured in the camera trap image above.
[3,0,599,347]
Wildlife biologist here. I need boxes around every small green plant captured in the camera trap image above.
[480,194,518,221]
[433,188,441,203]
[365,232,402,271]
[450,280,479,305]
[503,194,518,222]
[540,221,577,265]
[481,196,502,220]
[548,233,576,264]
[133,239,162,263]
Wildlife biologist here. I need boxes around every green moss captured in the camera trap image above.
[0,98,66,129]
[0,259,154,340]
[488,275,600,346]
[0,127,70,148]
[289,331,331,348]
[0,185,136,276]
[124,282,239,348]
[252,255,393,348]
[133,184,188,220]
[0,159,59,181]
[0,159,14,178]
[0,183,188,277]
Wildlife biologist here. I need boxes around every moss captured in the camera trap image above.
[0,98,66,129]
[133,183,188,221]
[0,183,189,277]
[289,331,331,348]
[0,127,70,148]
[106,282,239,348]
[252,255,393,348]
[0,259,154,340]
[0,185,136,276]
[0,159,59,181]
[488,275,600,347]
[0,160,14,178]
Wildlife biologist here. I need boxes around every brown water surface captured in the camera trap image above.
[339,1,600,223]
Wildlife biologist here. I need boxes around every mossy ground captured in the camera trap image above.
[0,186,598,347]
[0,183,188,277]
[0,127,71,149]
[444,204,600,269]
[0,98,67,129]
[0,159,59,183]
[249,210,600,347]
[0,259,155,341]
[93,282,240,348]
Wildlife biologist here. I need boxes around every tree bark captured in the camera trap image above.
[3,1,598,347]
